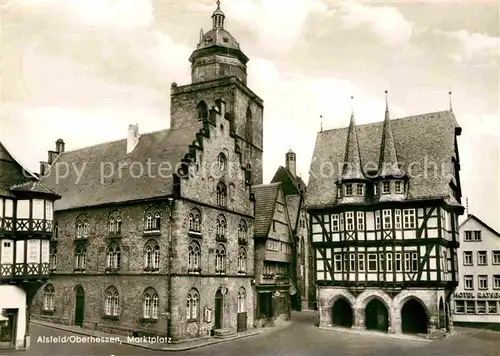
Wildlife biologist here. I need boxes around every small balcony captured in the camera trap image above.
[0,262,50,280]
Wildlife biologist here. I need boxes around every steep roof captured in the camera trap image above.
[306,110,461,209]
[270,166,306,196]
[0,141,38,197]
[11,181,60,197]
[377,99,405,178]
[252,183,280,238]
[40,123,203,211]
[340,112,367,181]
[459,214,500,237]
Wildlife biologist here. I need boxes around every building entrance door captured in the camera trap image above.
[365,299,389,332]
[0,309,17,350]
[215,289,223,329]
[74,285,85,327]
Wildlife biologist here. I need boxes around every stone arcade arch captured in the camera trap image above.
[364,298,389,332]
[401,298,428,334]
[331,297,354,328]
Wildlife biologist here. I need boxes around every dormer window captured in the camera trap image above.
[395,181,403,194]
[382,181,390,194]
[344,184,353,196]
[356,184,364,196]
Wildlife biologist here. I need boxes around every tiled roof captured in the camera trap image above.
[41,123,203,211]
[377,104,405,178]
[306,110,461,209]
[10,181,60,197]
[285,195,301,232]
[252,183,280,238]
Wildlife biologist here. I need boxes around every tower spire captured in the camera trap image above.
[212,0,225,29]
[320,115,323,132]
[377,90,404,178]
[340,101,366,181]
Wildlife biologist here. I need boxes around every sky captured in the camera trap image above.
[0,0,499,229]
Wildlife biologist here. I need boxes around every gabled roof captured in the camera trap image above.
[0,141,38,197]
[40,123,203,211]
[306,110,461,209]
[252,182,281,238]
[459,214,500,237]
[270,166,306,196]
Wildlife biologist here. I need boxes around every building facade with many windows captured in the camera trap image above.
[32,2,262,342]
[306,98,464,338]
[0,141,60,351]
[452,214,500,324]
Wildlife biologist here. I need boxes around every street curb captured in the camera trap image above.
[31,320,263,352]
[318,326,433,343]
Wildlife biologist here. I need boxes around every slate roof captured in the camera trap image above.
[340,112,367,181]
[252,182,281,238]
[11,181,60,197]
[306,110,461,210]
[459,214,500,237]
[270,166,306,196]
[40,123,203,211]
[377,104,405,178]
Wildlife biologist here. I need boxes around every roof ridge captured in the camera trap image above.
[320,110,454,133]
[252,182,281,188]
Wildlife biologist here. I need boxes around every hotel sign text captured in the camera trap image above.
[453,292,500,299]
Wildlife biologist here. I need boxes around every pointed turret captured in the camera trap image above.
[212,0,225,29]
[377,91,404,178]
[340,97,366,181]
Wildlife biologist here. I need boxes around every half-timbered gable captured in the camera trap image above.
[307,97,464,338]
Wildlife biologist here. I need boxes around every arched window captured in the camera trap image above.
[188,208,201,232]
[74,246,86,270]
[217,153,226,171]
[245,106,253,142]
[49,246,57,271]
[215,244,226,274]
[105,286,119,316]
[145,213,153,231]
[237,247,247,273]
[106,243,121,269]
[145,211,161,231]
[83,219,89,237]
[238,220,247,244]
[197,101,208,120]
[187,289,199,320]
[43,284,55,311]
[154,212,161,230]
[237,287,246,313]
[108,215,122,235]
[188,241,201,272]
[216,215,226,240]
[143,288,159,319]
[76,220,83,238]
[216,182,227,207]
[109,217,115,233]
[144,241,160,271]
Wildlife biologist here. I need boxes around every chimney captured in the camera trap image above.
[47,150,57,165]
[55,139,65,153]
[40,161,48,176]
[286,149,296,177]
[127,124,140,154]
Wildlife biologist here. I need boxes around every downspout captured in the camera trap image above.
[167,197,174,339]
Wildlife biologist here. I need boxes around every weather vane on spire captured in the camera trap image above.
[448,85,453,112]
[320,115,323,132]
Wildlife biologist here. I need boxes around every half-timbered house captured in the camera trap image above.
[270,150,313,310]
[252,183,295,326]
[0,141,60,350]
[306,94,464,338]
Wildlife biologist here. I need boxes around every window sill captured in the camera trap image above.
[187,319,199,323]
[41,309,55,315]
[144,268,160,273]
[143,231,161,237]
[188,269,202,274]
[74,268,86,273]
[215,272,226,275]
[188,231,202,238]
[102,315,119,321]
[139,318,158,324]
[105,268,120,274]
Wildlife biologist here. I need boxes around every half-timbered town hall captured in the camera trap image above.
[32,1,263,342]
[306,94,464,338]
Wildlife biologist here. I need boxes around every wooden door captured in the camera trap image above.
[74,286,85,327]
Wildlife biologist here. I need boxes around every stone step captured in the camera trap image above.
[214,328,236,338]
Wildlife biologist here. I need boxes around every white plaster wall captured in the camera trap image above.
[0,285,26,347]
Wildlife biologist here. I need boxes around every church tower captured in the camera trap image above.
[170,0,264,185]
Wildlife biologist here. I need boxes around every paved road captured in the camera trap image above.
[3,312,499,356]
